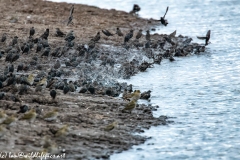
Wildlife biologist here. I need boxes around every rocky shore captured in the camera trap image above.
[0,0,207,159]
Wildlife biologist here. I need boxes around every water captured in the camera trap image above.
[52,0,240,159]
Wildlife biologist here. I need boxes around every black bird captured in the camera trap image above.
[146,30,151,41]
[0,92,5,100]
[41,47,51,57]
[92,32,100,42]
[197,30,211,46]
[22,43,30,54]
[36,43,43,53]
[11,36,18,46]
[40,28,49,40]
[11,54,19,63]
[17,64,23,72]
[8,64,14,73]
[29,27,35,37]
[124,29,134,44]
[18,84,28,95]
[160,6,169,26]
[116,27,124,36]
[67,5,74,26]
[65,31,75,42]
[50,89,57,99]
[88,85,95,94]
[17,105,28,114]
[1,33,7,42]
[63,84,69,94]
[130,4,141,14]
[5,53,13,62]
[102,29,114,37]
[56,28,66,37]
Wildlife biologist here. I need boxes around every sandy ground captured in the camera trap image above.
[0,0,171,160]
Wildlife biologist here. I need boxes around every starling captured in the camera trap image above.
[20,109,37,123]
[103,121,118,132]
[63,84,69,94]
[197,30,211,46]
[68,81,75,92]
[8,64,14,73]
[55,28,66,37]
[140,90,151,100]
[65,31,75,42]
[50,89,57,99]
[146,30,151,41]
[145,40,150,48]
[122,100,137,113]
[129,4,141,14]
[36,42,43,53]
[11,53,19,63]
[43,109,58,121]
[79,87,87,93]
[102,29,114,37]
[29,27,35,37]
[0,93,5,100]
[11,36,18,46]
[124,29,134,44]
[35,85,42,92]
[88,85,95,94]
[17,105,29,114]
[160,6,169,26]
[116,27,124,36]
[55,125,69,137]
[41,47,51,57]
[92,32,101,42]
[53,60,61,69]
[135,29,142,39]
[40,28,49,40]
[22,43,30,54]
[19,84,28,95]
[1,33,7,42]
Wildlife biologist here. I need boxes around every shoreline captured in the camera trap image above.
[0,0,205,159]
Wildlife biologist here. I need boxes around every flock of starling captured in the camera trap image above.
[0,3,211,152]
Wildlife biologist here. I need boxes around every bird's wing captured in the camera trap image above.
[163,6,169,18]
[169,30,176,38]
[69,5,74,16]
[206,30,211,38]
[196,36,207,40]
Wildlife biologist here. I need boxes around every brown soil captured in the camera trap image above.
[0,0,169,160]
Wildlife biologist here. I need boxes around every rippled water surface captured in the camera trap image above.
[52,0,240,159]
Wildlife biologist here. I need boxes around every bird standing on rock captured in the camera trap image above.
[116,27,124,36]
[129,4,141,15]
[65,30,75,42]
[197,30,211,46]
[102,29,114,37]
[50,89,57,100]
[160,6,169,26]
[17,105,29,114]
[124,29,134,44]
[1,33,7,42]
[11,36,18,46]
[36,42,43,53]
[55,125,69,137]
[146,30,151,41]
[55,28,66,37]
[1,115,16,126]
[20,109,37,123]
[91,32,100,42]
[40,28,49,40]
[135,29,142,40]
[103,121,118,132]
[122,100,137,113]
[29,27,35,37]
